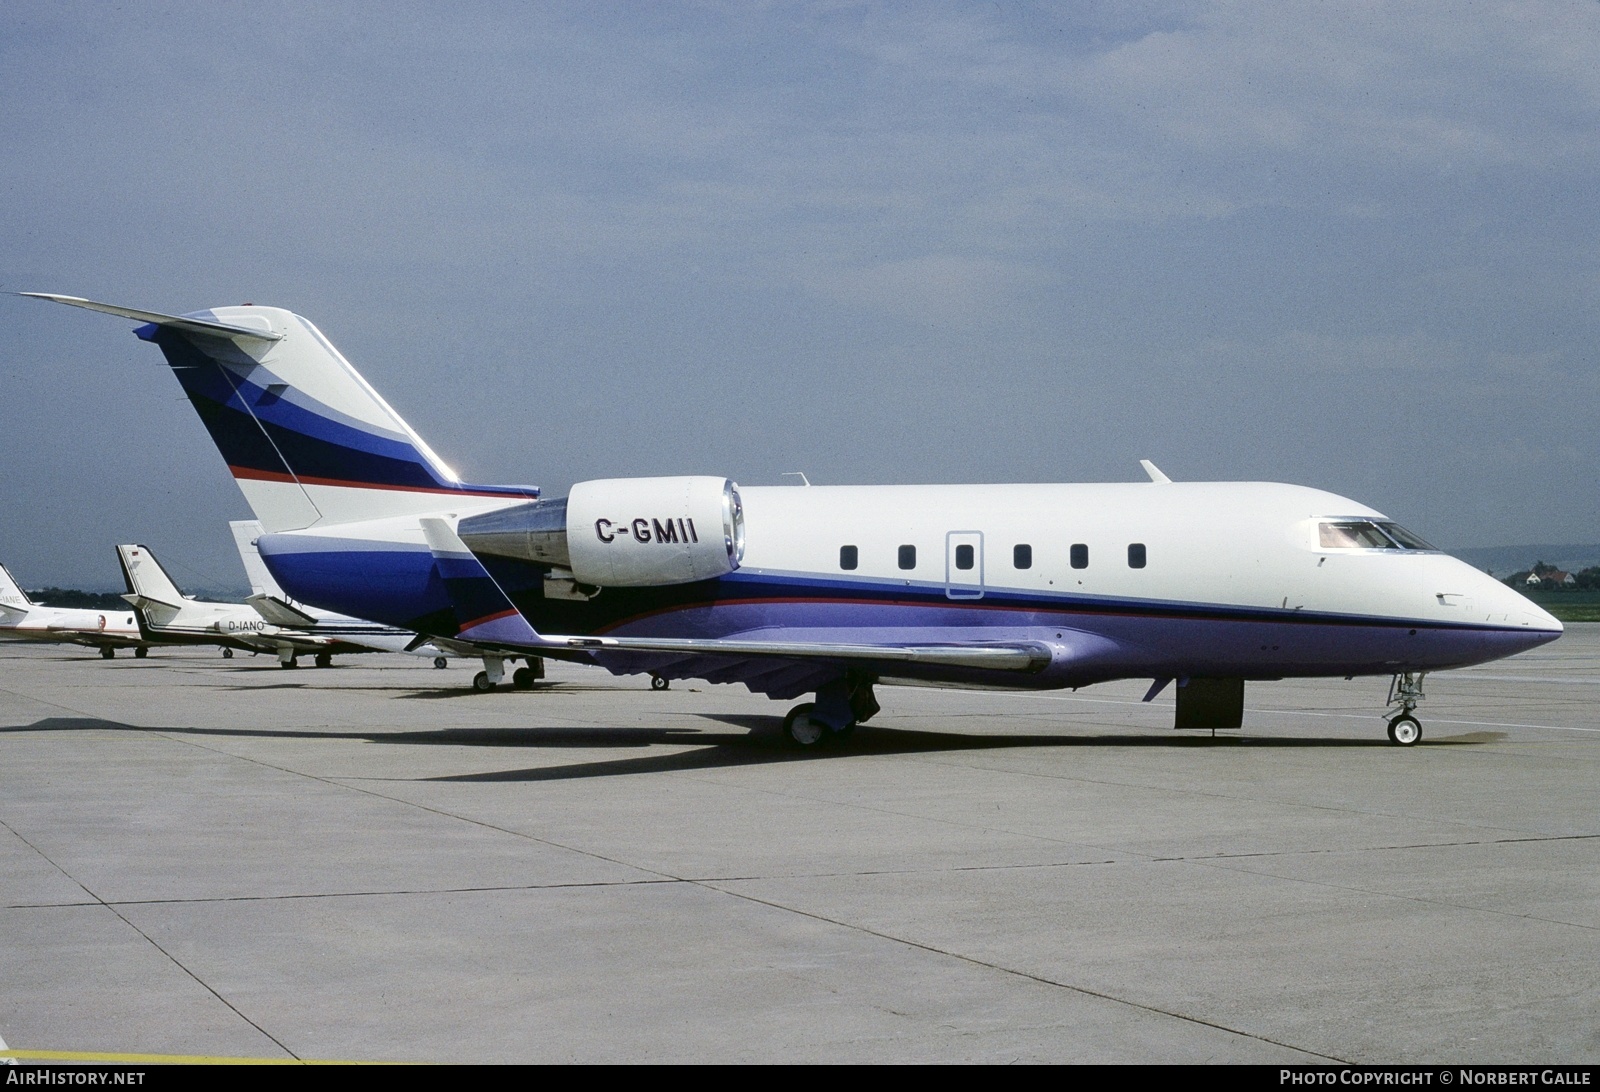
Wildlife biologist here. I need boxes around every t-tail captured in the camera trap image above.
[115,544,187,628]
[24,294,537,532]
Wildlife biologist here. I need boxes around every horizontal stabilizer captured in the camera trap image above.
[552,634,1051,672]
[0,602,27,621]
[121,592,182,612]
[22,293,283,344]
[247,594,318,628]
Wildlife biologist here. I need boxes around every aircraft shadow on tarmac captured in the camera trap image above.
[8,714,1504,784]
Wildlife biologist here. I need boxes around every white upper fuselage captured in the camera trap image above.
[732,481,1555,631]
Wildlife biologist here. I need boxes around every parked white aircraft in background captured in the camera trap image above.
[0,561,149,658]
[33,292,1564,745]
[118,537,452,669]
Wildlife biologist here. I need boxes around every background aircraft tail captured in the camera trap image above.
[27,295,537,533]
[0,566,34,608]
[229,520,285,599]
[0,563,34,615]
[116,545,186,628]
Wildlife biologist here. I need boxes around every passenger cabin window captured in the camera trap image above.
[1013,544,1032,569]
[1318,521,1436,551]
[954,544,974,570]
[898,545,917,570]
[839,545,858,570]
[1128,543,1147,569]
[1070,543,1088,569]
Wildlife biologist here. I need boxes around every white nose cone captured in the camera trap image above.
[1462,562,1563,633]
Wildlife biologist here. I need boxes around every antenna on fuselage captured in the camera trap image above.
[782,472,812,486]
[1140,460,1172,484]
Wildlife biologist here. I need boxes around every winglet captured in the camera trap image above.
[22,293,284,344]
[1140,459,1172,484]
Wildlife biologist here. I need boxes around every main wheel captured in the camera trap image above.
[134,647,148,659]
[650,674,670,691]
[314,652,332,669]
[433,656,448,670]
[281,656,298,669]
[100,646,115,660]
[512,666,535,690]
[222,648,234,659]
[1387,714,1422,746]
[783,703,827,747]
[473,671,496,692]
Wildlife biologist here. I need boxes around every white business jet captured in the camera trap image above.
[0,561,149,658]
[117,536,453,669]
[30,292,1562,745]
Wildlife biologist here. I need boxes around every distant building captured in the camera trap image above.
[1526,570,1576,587]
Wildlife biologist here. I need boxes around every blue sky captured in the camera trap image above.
[3,2,1596,591]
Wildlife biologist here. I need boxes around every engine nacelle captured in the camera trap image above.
[567,476,744,587]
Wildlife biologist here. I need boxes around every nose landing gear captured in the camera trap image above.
[1386,672,1426,746]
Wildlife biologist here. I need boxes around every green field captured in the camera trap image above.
[1517,589,1600,623]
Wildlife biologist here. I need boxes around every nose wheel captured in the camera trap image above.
[1385,672,1426,746]
[1386,714,1422,746]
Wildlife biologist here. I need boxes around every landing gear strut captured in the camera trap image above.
[473,655,505,692]
[1386,672,1426,746]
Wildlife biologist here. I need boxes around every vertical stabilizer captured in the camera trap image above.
[0,563,33,612]
[116,545,188,607]
[26,294,538,533]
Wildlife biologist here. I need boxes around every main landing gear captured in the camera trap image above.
[100,646,115,659]
[1386,671,1426,746]
[473,656,546,691]
[650,673,670,691]
[782,676,879,749]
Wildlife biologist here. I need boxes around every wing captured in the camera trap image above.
[552,634,1048,672]
[538,633,1052,701]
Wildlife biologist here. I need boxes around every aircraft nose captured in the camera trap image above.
[1470,565,1563,638]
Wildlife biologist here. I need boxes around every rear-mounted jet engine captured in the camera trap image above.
[458,476,745,588]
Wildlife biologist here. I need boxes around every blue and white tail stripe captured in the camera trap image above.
[136,309,482,494]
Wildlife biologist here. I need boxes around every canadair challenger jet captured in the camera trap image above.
[28,293,1562,746]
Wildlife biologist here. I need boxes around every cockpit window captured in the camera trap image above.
[1377,522,1435,550]
[1318,521,1435,551]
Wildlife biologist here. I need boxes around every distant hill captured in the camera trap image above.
[1446,544,1600,577]
[26,587,134,610]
